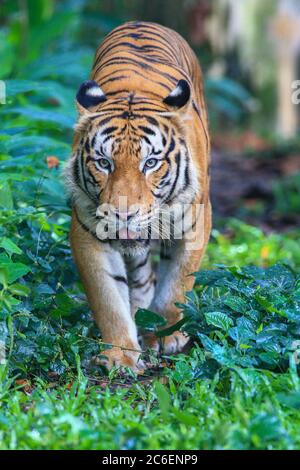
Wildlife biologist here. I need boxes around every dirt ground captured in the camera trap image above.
[211,133,300,231]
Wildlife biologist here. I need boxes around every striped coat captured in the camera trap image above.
[66,21,211,371]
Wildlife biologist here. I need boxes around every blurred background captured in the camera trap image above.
[0,0,299,262]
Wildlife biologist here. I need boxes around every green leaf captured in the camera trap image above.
[0,267,9,287]
[255,294,287,318]
[0,254,31,284]
[8,283,30,297]
[0,181,13,209]
[0,32,14,79]
[50,293,75,318]
[5,80,49,98]
[135,309,167,330]
[277,392,300,409]
[5,106,74,129]
[0,238,22,255]
[224,296,248,313]
[205,311,233,332]
[172,409,199,426]
[155,318,187,338]
[154,382,171,418]
[5,135,69,156]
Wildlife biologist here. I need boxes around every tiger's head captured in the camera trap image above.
[67,79,199,255]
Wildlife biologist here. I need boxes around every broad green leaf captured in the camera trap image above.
[224,296,248,313]
[255,294,287,318]
[0,238,22,255]
[5,80,49,98]
[155,318,186,338]
[135,309,167,330]
[8,283,30,297]
[0,254,31,284]
[5,106,74,129]
[5,135,69,155]
[277,392,300,409]
[205,311,233,332]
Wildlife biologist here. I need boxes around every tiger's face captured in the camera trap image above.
[70,80,198,254]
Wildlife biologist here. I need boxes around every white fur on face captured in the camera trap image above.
[93,131,113,159]
[140,127,164,160]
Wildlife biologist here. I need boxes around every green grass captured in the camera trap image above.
[1,353,300,449]
[1,0,300,450]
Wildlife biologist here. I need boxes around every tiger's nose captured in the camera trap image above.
[115,209,139,221]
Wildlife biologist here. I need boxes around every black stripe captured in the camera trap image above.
[131,273,155,289]
[80,152,90,195]
[73,156,80,185]
[95,57,179,86]
[166,152,181,202]
[74,208,109,243]
[97,40,170,62]
[163,138,175,164]
[111,274,128,284]
[100,126,118,136]
[133,255,149,270]
[145,116,159,126]
[100,75,130,86]
[138,125,155,135]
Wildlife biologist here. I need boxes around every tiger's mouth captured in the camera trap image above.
[111,237,150,257]
[95,206,158,241]
[117,227,143,241]
[98,218,153,256]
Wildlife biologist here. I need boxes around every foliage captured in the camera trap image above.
[273,172,300,217]
[183,264,300,372]
[1,354,300,450]
[206,77,253,126]
[205,219,300,269]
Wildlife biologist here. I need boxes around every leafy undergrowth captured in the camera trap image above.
[184,264,300,372]
[1,3,300,450]
[1,212,300,449]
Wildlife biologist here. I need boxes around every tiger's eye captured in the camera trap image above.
[145,158,158,169]
[98,158,111,170]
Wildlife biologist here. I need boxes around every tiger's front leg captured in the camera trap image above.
[143,241,191,354]
[70,211,143,372]
[125,251,156,317]
[146,225,209,354]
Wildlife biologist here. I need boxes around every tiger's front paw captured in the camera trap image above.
[162,331,190,354]
[144,331,190,354]
[93,346,144,374]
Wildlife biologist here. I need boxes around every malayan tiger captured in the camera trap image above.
[65,21,211,372]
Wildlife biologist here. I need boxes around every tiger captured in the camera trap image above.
[65,21,211,372]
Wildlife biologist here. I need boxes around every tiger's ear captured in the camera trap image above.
[76,80,107,113]
[163,80,191,109]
